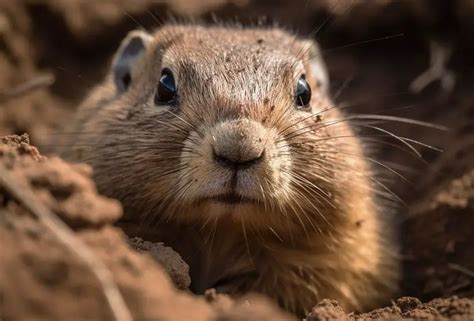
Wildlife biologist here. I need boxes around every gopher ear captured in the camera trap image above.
[304,40,330,95]
[112,30,153,93]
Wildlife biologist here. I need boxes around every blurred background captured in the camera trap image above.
[0,0,473,302]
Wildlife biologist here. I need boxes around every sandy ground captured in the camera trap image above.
[0,1,473,320]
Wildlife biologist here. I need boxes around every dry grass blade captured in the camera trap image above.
[0,166,133,321]
[449,263,474,278]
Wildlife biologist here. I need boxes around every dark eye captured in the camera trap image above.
[154,68,177,105]
[295,76,312,109]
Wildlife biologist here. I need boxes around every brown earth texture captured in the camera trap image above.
[0,1,473,320]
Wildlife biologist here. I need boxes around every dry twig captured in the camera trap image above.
[0,165,133,321]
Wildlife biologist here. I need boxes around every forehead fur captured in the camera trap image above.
[154,24,302,55]
[144,25,307,106]
[153,25,306,74]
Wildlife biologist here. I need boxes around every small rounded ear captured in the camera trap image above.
[304,40,330,95]
[112,30,153,93]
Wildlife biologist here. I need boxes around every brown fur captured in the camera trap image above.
[60,24,399,317]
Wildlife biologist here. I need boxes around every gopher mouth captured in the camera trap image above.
[197,193,260,205]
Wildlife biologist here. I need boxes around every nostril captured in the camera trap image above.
[213,148,264,169]
[213,151,236,168]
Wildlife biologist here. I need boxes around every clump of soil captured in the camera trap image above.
[1,133,44,161]
[129,236,191,290]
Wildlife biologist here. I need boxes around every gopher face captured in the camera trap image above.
[76,25,368,234]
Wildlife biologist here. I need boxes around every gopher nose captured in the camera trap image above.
[213,147,264,169]
[212,119,266,170]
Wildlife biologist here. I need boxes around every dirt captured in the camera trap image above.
[128,236,191,290]
[0,1,473,320]
[308,297,474,321]
[403,170,474,301]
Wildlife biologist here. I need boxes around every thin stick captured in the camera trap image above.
[0,166,133,321]
[0,74,55,103]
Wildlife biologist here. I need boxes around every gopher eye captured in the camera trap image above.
[295,75,312,109]
[154,68,177,105]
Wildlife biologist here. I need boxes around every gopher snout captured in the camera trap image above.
[211,119,266,170]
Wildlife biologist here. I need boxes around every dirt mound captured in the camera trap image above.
[0,135,291,321]
[308,297,474,321]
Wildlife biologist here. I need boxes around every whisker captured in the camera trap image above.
[146,9,163,27]
[268,226,283,242]
[280,113,446,143]
[321,150,411,183]
[301,155,406,205]
[362,124,422,158]
[123,10,147,31]
[333,73,355,103]
[401,137,443,152]
[322,33,405,54]
[165,109,199,133]
[241,220,254,267]
[351,114,448,130]
[284,173,331,233]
